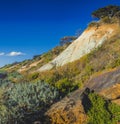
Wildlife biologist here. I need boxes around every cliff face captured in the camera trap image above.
[46,66,120,124]
[39,23,118,71]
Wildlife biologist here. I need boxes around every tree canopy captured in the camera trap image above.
[60,36,77,46]
[92,5,120,19]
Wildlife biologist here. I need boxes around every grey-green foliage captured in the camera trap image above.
[4,81,59,123]
[0,104,8,124]
[0,88,9,124]
[7,71,23,80]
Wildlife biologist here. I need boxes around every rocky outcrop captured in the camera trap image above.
[39,23,118,71]
[86,67,120,92]
[46,89,87,124]
[46,66,120,124]
[100,83,120,105]
[86,67,120,105]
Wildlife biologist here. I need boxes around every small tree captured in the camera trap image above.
[60,36,77,46]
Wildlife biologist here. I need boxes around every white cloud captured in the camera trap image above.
[7,51,26,57]
[0,52,5,56]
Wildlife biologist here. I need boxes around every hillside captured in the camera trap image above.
[0,44,69,73]
[45,65,120,124]
[46,67,120,124]
[39,22,119,71]
[0,5,120,124]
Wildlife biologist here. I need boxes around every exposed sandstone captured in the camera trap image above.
[39,23,118,71]
[46,89,87,124]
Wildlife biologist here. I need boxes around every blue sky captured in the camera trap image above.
[0,0,120,67]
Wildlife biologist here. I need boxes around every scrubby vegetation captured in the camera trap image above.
[1,34,120,122]
[87,92,120,124]
[33,35,120,96]
[0,5,120,124]
[0,81,59,124]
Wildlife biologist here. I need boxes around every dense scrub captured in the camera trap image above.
[0,81,59,124]
[87,92,120,124]
[33,35,120,96]
[0,5,120,124]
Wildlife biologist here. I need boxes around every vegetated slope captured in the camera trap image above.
[1,5,120,124]
[46,66,120,124]
[0,44,69,73]
[2,21,119,124]
[40,22,120,123]
[38,22,119,72]
[37,24,120,95]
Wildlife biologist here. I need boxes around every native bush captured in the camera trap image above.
[108,102,120,124]
[7,71,23,83]
[87,93,120,124]
[4,81,59,123]
[55,78,78,96]
[87,93,111,124]
[0,89,9,124]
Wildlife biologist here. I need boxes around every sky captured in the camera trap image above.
[0,0,120,67]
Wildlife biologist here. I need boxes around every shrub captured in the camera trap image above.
[4,81,59,123]
[27,72,39,81]
[7,71,22,81]
[87,93,111,124]
[108,102,120,123]
[0,89,9,124]
[55,78,78,96]
[87,93,120,124]
[101,16,111,23]
[88,21,99,27]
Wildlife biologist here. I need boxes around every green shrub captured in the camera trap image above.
[87,93,120,124]
[108,102,120,124]
[55,78,78,96]
[88,93,111,124]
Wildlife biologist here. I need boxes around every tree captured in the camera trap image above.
[92,5,120,19]
[60,36,77,46]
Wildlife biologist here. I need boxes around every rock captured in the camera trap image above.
[46,90,87,124]
[46,66,120,124]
